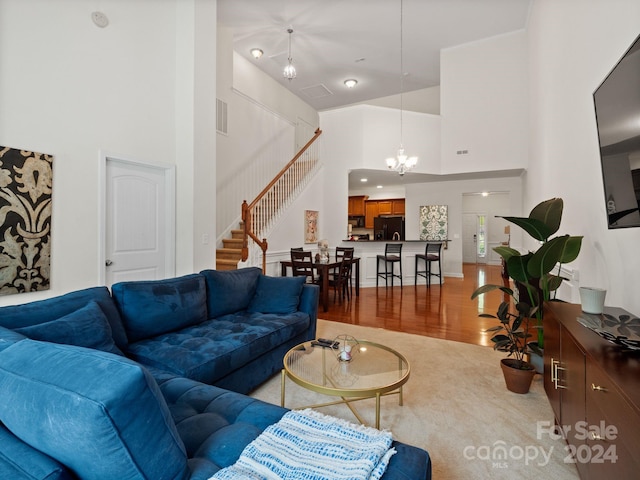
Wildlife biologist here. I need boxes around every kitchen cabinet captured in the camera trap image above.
[365,201,379,229]
[364,198,405,228]
[392,199,405,215]
[377,200,392,215]
[348,196,367,216]
[544,302,640,479]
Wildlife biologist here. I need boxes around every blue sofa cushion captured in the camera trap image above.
[247,275,305,314]
[200,267,261,318]
[0,424,74,480]
[14,301,123,356]
[0,286,128,350]
[0,326,26,353]
[126,311,310,385]
[112,274,208,343]
[0,340,189,480]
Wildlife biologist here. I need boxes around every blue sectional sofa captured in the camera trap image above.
[0,267,432,479]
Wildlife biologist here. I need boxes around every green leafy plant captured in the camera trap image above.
[472,285,538,369]
[474,198,582,349]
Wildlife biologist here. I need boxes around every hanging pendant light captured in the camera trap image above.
[385,0,417,176]
[283,28,296,81]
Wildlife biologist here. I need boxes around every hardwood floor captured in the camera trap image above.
[322,263,509,348]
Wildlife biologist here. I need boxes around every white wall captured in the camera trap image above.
[405,176,523,277]
[440,30,528,174]
[191,0,218,271]
[0,0,216,306]
[357,86,442,115]
[215,24,320,242]
[527,0,640,312]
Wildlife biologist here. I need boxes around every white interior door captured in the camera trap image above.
[462,214,478,263]
[103,157,175,286]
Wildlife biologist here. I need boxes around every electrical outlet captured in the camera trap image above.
[202,234,209,245]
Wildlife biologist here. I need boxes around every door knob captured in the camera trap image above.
[105,259,113,266]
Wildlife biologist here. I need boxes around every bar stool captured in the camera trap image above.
[415,242,443,287]
[376,243,403,287]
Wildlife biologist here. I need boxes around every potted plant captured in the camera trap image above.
[472,286,538,393]
[473,198,582,374]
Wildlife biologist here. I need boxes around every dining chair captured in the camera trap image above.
[330,248,354,303]
[415,242,443,287]
[376,243,403,287]
[290,250,317,285]
[334,247,355,297]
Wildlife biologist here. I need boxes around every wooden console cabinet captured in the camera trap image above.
[544,302,640,479]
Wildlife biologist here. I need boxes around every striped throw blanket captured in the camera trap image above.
[209,409,396,480]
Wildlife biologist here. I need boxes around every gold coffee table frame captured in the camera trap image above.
[281,340,410,429]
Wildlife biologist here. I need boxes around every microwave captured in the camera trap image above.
[348,216,365,228]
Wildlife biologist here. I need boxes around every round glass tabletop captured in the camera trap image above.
[283,340,410,398]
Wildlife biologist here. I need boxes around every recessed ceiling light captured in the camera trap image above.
[344,79,358,88]
[250,48,263,59]
[360,178,368,183]
[482,192,489,197]
[376,185,383,189]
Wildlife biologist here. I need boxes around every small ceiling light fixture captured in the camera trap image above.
[250,48,263,59]
[385,0,417,176]
[283,28,296,81]
[344,79,358,88]
[360,178,368,183]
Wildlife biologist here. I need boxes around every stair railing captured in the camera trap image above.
[242,128,322,272]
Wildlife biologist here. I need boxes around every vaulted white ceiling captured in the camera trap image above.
[218,0,532,111]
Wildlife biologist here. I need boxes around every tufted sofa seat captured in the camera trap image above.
[153,371,432,480]
[127,311,310,389]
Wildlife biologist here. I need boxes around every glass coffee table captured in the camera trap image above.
[281,339,410,429]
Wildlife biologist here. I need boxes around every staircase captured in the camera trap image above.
[215,228,244,271]
[215,128,322,272]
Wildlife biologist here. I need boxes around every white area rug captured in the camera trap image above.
[250,320,580,480]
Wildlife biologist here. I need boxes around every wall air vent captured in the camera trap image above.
[300,84,333,99]
[216,98,228,135]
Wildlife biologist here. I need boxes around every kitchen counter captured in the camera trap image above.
[339,239,451,287]
[343,239,450,243]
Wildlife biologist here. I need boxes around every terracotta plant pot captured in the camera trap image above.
[500,358,536,394]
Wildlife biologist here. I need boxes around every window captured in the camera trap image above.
[477,215,486,258]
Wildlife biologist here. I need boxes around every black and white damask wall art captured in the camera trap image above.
[0,146,53,295]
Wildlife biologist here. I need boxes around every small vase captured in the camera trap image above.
[579,287,606,315]
[500,358,535,394]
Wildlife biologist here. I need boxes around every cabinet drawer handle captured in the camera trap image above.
[591,383,607,392]
[552,360,567,389]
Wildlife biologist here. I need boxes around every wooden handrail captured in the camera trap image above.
[242,128,322,272]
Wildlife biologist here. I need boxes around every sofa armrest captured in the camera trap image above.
[299,284,319,340]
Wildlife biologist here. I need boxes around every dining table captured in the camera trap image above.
[280,257,360,312]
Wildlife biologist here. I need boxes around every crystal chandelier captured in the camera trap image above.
[283,28,296,81]
[385,0,417,176]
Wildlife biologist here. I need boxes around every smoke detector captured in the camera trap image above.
[91,11,109,28]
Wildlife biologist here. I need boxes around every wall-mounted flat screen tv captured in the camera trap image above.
[593,33,640,228]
